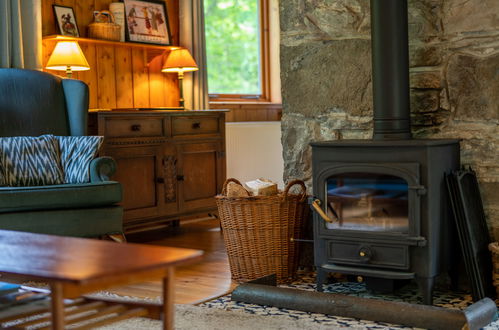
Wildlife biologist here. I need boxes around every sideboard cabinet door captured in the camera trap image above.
[104,144,164,224]
[177,141,225,212]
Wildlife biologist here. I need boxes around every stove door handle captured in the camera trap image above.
[409,185,427,196]
[406,236,427,247]
[311,199,337,223]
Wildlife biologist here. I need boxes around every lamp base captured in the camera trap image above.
[66,65,73,79]
[178,71,184,109]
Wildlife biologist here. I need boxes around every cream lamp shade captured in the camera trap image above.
[46,41,90,77]
[161,48,199,109]
[161,48,198,73]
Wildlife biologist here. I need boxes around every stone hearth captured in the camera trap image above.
[279,0,499,233]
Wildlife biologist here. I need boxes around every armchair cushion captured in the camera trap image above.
[57,136,104,183]
[0,136,64,187]
[0,181,122,213]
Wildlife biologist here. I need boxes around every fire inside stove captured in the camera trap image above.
[325,173,408,233]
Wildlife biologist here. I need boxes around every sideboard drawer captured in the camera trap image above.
[105,118,163,137]
[172,116,220,136]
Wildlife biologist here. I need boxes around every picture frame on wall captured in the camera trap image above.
[123,0,171,45]
[53,5,80,37]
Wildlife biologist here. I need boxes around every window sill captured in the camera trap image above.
[209,102,282,122]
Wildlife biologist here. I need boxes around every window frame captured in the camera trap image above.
[206,0,271,103]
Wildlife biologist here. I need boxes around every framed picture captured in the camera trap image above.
[53,5,79,37]
[123,0,171,45]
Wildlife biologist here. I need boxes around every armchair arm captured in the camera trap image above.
[89,156,117,182]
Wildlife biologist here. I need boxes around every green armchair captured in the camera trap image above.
[0,68,124,240]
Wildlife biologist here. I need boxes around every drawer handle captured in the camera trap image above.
[156,178,165,184]
[131,124,141,131]
[192,122,201,129]
[176,175,185,181]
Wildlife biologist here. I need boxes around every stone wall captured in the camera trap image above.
[280,1,499,232]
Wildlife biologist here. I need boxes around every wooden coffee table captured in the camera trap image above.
[0,230,203,329]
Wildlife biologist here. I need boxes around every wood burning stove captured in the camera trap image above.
[310,0,460,305]
[311,140,459,304]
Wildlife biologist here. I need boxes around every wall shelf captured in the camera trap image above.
[43,35,179,51]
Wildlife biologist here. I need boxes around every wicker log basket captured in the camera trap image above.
[216,178,309,284]
[88,10,121,41]
[488,242,499,297]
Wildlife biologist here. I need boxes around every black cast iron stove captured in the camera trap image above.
[310,0,460,305]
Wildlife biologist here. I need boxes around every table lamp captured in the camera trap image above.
[45,41,90,78]
[161,48,199,109]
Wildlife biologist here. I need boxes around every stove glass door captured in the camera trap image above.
[325,173,408,233]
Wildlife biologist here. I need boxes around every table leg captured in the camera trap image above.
[50,282,65,330]
[162,268,175,330]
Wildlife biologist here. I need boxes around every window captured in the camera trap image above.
[204,0,270,101]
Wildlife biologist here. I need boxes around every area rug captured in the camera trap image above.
[15,273,499,329]
[97,304,351,330]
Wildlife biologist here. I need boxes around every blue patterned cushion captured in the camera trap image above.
[57,136,104,183]
[0,135,64,186]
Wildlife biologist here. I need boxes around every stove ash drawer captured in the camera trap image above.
[327,240,409,270]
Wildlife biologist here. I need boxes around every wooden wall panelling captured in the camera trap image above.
[96,45,117,108]
[245,108,263,121]
[115,46,134,108]
[79,43,99,108]
[42,1,56,36]
[163,73,179,107]
[75,0,96,38]
[148,54,166,107]
[267,107,282,121]
[234,108,248,122]
[41,40,56,70]
[42,0,180,110]
[165,0,179,45]
[224,109,235,122]
[209,103,282,122]
[93,0,111,11]
[132,48,150,108]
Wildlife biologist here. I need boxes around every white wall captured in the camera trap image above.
[225,122,284,189]
[269,0,281,103]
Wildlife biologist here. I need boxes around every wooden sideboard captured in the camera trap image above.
[88,110,226,232]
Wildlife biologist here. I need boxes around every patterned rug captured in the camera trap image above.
[201,272,499,329]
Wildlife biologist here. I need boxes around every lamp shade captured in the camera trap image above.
[45,41,90,71]
[161,48,198,73]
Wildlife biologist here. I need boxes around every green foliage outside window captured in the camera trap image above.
[204,0,261,95]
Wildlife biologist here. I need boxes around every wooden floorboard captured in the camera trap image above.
[106,219,237,304]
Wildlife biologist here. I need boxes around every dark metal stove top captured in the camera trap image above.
[311,139,460,147]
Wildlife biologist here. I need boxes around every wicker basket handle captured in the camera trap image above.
[221,178,247,196]
[95,10,116,24]
[283,179,307,201]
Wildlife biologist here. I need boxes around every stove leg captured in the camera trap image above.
[417,276,435,305]
[316,268,327,292]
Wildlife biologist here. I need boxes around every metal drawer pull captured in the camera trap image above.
[131,124,141,131]
[311,199,337,223]
[156,178,165,184]
[176,175,185,181]
[192,122,201,129]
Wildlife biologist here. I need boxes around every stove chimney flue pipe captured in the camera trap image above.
[371,0,412,140]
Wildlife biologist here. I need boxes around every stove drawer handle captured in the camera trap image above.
[311,199,337,223]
